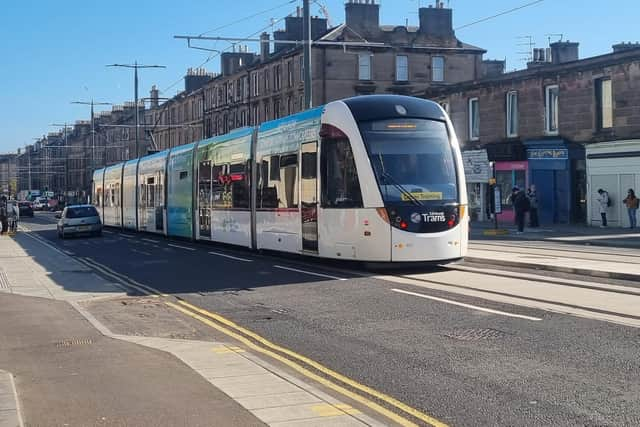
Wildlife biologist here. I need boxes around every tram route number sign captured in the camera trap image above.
[493,187,502,214]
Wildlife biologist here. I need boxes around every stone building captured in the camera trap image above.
[422,42,640,227]
[148,0,490,151]
[0,154,17,196]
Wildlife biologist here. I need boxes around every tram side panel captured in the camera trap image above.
[195,128,254,247]
[102,163,124,227]
[255,109,323,254]
[167,143,196,239]
[317,102,392,262]
[122,159,138,230]
[137,151,169,235]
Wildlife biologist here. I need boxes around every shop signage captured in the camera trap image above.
[527,148,568,160]
[462,150,490,183]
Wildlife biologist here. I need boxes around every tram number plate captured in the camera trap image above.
[401,192,443,201]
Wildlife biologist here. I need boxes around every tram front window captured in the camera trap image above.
[361,119,458,205]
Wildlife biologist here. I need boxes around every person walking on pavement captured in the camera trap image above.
[527,185,539,227]
[597,188,610,227]
[0,196,8,235]
[623,189,639,229]
[512,186,530,234]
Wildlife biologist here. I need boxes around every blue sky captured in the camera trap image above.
[1,0,638,153]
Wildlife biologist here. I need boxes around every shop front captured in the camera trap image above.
[586,140,640,227]
[494,161,528,223]
[525,139,585,225]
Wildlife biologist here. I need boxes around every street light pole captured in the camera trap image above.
[106,62,166,158]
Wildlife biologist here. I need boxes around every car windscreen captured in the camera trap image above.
[66,207,98,218]
[360,118,458,204]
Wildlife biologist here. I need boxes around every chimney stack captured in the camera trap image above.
[612,41,640,53]
[550,41,579,64]
[418,3,454,38]
[260,32,270,62]
[150,85,159,108]
[345,0,380,38]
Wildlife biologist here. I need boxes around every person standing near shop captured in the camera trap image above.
[597,189,610,227]
[623,189,639,229]
[527,185,539,227]
[512,187,530,233]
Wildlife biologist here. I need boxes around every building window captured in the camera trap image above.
[252,105,259,125]
[506,91,518,137]
[264,70,270,93]
[299,56,304,82]
[287,61,293,87]
[396,55,408,82]
[545,85,559,134]
[468,98,479,141]
[274,99,280,119]
[274,65,282,91]
[596,78,613,130]
[432,56,445,82]
[358,53,371,81]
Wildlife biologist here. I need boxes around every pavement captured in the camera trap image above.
[8,212,640,426]
[0,229,384,427]
[467,221,640,282]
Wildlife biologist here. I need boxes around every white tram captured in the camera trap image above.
[92,95,468,263]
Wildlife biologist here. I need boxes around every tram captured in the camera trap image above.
[92,95,468,263]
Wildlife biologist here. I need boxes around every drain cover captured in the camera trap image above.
[443,328,506,341]
[55,338,94,348]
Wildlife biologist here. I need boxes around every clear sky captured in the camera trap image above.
[1,0,638,153]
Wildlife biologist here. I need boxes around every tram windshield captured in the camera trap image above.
[361,119,458,205]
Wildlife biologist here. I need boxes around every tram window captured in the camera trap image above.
[179,171,188,180]
[269,156,280,181]
[139,184,146,207]
[321,138,363,208]
[301,152,317,179]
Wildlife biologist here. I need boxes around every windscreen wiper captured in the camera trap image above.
[380,171,424,207]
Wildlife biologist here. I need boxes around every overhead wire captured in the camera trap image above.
[198,0,297,37]
[454,0,545,31]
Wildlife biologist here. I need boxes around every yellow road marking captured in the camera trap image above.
[34,235,446,427]
[166,301,421,427]
[176,300,447,427]
[312,403,361,417]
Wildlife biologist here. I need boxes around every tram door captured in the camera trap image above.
[301,142,318,252]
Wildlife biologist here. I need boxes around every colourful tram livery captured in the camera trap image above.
[92,95,468,263]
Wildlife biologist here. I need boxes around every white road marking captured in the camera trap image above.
[208,251,253,262]
[63,250,75,256]
[391,288,542,321]
[168,243,196,251]
[274,265,347,281]
[141,238,159,244]
[119,234,134,239]
[103,230,114,234]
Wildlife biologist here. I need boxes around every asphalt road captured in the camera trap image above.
[19,212,640,426]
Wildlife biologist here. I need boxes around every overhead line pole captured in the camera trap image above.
[106,62,166,159]
[303,0,312,109]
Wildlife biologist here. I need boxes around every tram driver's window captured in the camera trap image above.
[321,135,363,209]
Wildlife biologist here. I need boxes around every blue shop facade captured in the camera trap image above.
[523,139,586,224]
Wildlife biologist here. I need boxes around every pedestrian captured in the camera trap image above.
[527,185,539,227]
[596,188,610,227]
[0,196,7,235]
[512,186,530,233]
[8,200,18,233]
[623,189,639,229]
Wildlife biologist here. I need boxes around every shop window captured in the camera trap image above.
[545,85,559,134]
[596,78,613,130]
[506,91,519,137]
[468,98,479,141]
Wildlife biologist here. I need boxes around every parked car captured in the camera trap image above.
[18,201,34,217]
[33,197,48,211]
[56,205,102,238]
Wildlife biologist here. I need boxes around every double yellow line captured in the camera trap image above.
[68,253,447,426]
